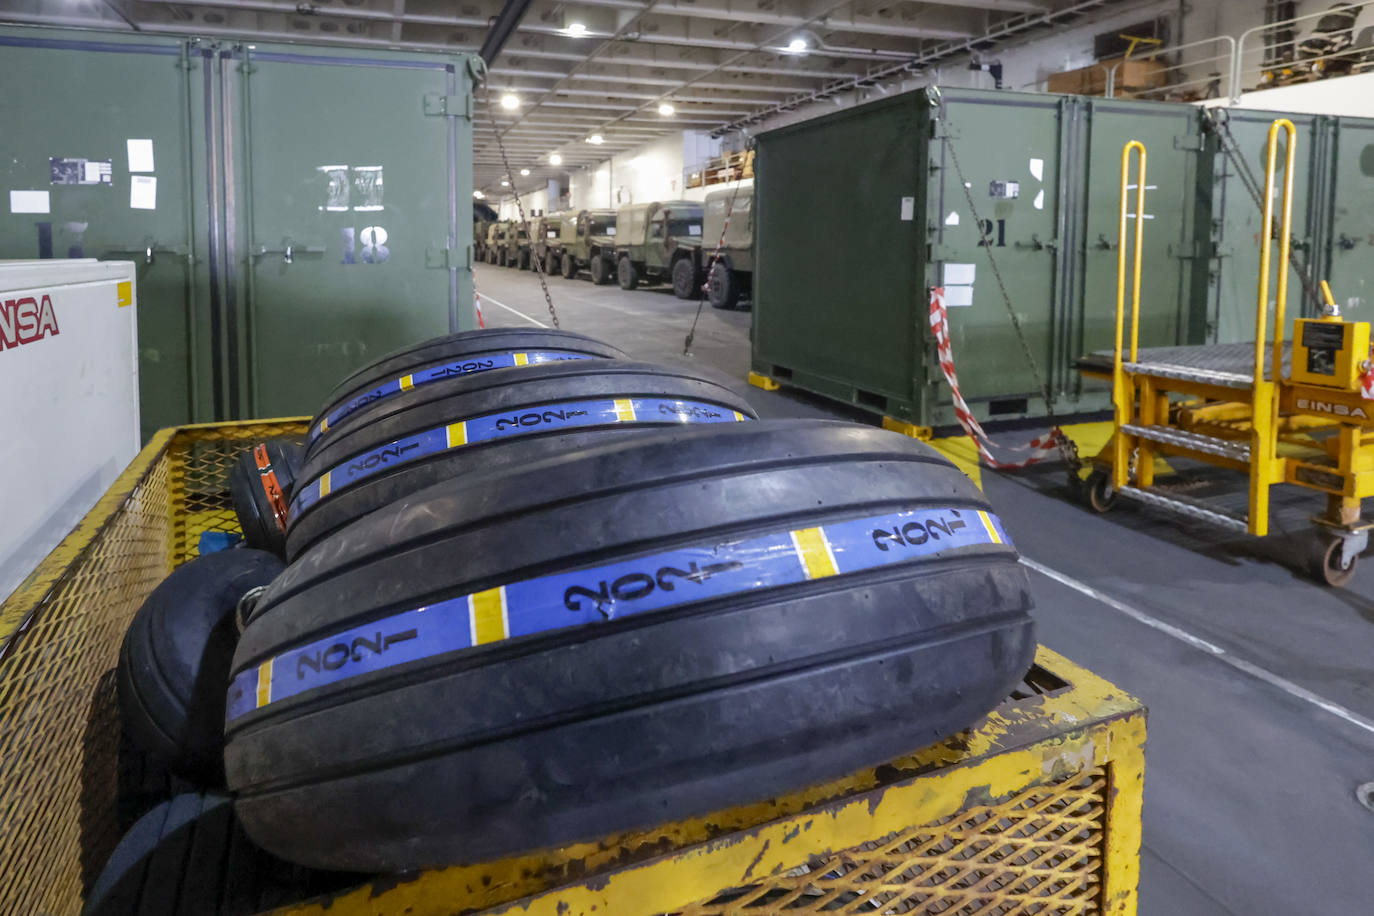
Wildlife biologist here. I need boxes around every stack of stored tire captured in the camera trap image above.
[94,325,1035,909]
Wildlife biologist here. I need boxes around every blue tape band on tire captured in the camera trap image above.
[292,397,749,517]
[226,506,1012,722]
[309,350,597,443]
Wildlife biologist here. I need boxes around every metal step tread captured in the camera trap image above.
[1120,423,1252,462]
[1117,485,1250,534]
[1122,361,1254,389]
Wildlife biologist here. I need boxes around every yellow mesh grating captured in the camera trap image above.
[0,420,305,916]
[673,768,1108,916]
[169,422,308,564]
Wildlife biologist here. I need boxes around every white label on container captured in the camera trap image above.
[127,139,155,173]
[943,263,976,286]
[1029,158,1044,181]
[944,211,960,226]
[83,161,104,183]
[1034,189,1045,210]
[945,285,975,307]
[9,190,50,213]
[130,176,157,210]
[900,196,915,221]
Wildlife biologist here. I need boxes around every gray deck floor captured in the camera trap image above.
[475,264,1374,915]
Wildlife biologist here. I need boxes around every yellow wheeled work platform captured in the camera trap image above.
[0,420,1145,915]
[1081,119,1374,585]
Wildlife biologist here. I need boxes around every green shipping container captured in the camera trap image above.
[752,87,1210,429]
[0,26,478,440]
[753,89,1374,429]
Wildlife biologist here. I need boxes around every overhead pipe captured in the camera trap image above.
[481,0,540,64]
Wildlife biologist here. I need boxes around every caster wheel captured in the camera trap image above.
[1311,535,1358,587]
[1086,470,1117,514]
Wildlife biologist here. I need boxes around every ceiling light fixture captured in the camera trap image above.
[500,179,510,186]
[520,168,531,176]
[566,22,587,36]
[473,190,485,199]
[657,102,675,116]
[586,134,604,145]
[549,153,563,166]
[786,37,808,53]
[500,93,520,110]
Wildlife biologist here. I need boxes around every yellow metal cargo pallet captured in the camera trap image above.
[1081,121,1374,585]
[0,420,1145,916]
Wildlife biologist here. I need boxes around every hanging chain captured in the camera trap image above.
[684,145,751,356]
[1205,108,1321,312]
[943,136,1077,469]
[483,84,561,329]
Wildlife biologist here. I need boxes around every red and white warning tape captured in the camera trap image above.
[929,286,1066,470]
[474,281,486,329]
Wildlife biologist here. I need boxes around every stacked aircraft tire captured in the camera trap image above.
[225,419,1035,872]
[287,359,756,560]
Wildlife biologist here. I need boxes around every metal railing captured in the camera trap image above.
[1233,0,1374,101]
[1104,35,1237,100]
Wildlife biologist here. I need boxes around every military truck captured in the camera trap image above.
[473,218,495,262]
[483,222,505,264]
[557,209,619,283]
[701,185,754,309]
[532,213,566,274]
[612,200,705,294]
[502,220,532,268]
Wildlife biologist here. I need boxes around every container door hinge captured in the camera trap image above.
[1173,134,1205,152]
[426,245,471,268]
[424,93,473,119]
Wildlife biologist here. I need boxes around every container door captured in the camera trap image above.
[0,29,202,441]
[1079,101,1204,371]
[230,45,471,419]
[1325,119,1374,320]
[1205,111,1322,344]
[931,94,1062,412]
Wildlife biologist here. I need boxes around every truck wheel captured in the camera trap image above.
[590,254,612,285]
[672,258,701,299]
[286,360,758,560]
[309,329,627,458]
[83,793,353,916]
[229,441,302,559]
[546,251,559,275]
[707,260,740,310]
[617,255,640,290]
[228,418,1035,872]
[118,550,284,785]
[519,250,530,270]
[561,252,576,279]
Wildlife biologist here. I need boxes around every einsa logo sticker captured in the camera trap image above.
[1297,397,1369,420]
[0,295,60,350]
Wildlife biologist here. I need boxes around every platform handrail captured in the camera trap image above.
[1248,117,1297,537]
[1113,139,1147,490]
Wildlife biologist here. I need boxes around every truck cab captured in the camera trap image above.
[503,220,532,269]
[613,200,705,296]
[702,186,754,309]
[532,214,566,274]
[561,210,618,283]
[484,222,506,265]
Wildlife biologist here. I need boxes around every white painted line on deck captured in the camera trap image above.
[1021,557,1374,738]
[478,293,549,328]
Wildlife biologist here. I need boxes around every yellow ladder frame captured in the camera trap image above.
[1111,141,1148,492]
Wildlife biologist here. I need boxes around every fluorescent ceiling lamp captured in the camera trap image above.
[473,190,485,199]
[520,168,531,176]
[500,93,520,110]
[658,102,675,116]
[586,134,604,145]
[500,179,510,186]
[565,22,587,36]
[786,37,808,53]
[549,153,563,166]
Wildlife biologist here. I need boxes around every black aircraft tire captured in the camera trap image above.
[228,441,302,558]
[227,419,1036,872]
[309,329,626,456]
[117,550,284,784]
[285,361,757,561]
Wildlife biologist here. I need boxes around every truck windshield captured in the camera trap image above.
[517,229,528,239]
[669,218,703,238]
[589,218,616,236]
